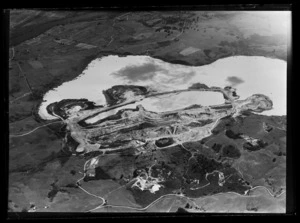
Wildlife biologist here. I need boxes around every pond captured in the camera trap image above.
[38,55,287,120]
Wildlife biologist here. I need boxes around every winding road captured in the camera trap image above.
[9,121,62,137]
[9,92,32,104]
[75,153,286,213]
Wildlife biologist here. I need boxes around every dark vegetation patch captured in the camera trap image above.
[169,60,192,66]
[183,104,203,110]
[185,154,223,180]
[203,49,212,57]
[200,135,214,144]
[155,137,174,147]
[129,156,185,206]
[185,203,191,209]
[221,144,241,159]
[47,181,69,202]
[176,207,189,213]
[188,82,209,90]
[263,122,273,132]
[225,129,242,139]
[129,184,175,208]
[132,169,141,178]
[42,149,72,167]
[83,166,111,182]
[104,141,250,207]
[56,150,72,166]
[211,143,222,153]
[151,163,174,179]
[64,183,78,188]
[273,151,286,156]
[164,146,192,167]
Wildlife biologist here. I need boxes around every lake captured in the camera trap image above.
[38,55,287,120]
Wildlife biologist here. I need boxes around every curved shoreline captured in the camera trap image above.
[37,55,286,121]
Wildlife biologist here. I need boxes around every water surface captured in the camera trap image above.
[85,91,224,124]
[39,55,286,120]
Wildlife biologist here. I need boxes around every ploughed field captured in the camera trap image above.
[43,84,285,208]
